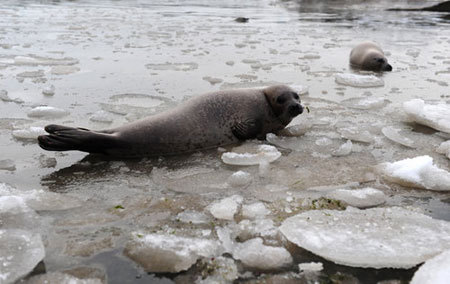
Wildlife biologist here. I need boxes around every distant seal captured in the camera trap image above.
[38,85,304,157]
[350,41,393,72]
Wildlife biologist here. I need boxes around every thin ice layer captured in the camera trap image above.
[411,249,450,284]
[335,73,384,88]
[280,207,450,269]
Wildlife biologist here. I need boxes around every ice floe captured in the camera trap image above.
[0,183,82,211]
[235,219,278,240]
[335,73,384,88]
[325,187,386,208]
[13,55,78,66]
[403,99,450,134]
[12,126,46,140]
[196,256,238,284]
[0,90,24,104]
[233,238,292,270]
[221,145,281,166]
[124,233,220,273]
[382,126,415,148]
[0,195,41,230]
[89,111,114,123]
[280,207,450,269]
[377,155,450,191]
[227,171,252,187]
[337,126,374,143]
[27,106,69,119]
[298,262,323,272]
[341,96,389,110]
[436,140,450,159]
[25,271,103,284]
[332,140,352,156]
[209,195,243,220]
[42,85,55,96]
[241,202,270,219]
[410,249,450,284]
[0,229,45,284]
[176,210,210,224]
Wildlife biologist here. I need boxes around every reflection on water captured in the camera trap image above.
[0,0,450,283]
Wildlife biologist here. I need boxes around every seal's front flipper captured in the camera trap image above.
[38,124,121,154]
[231,119,262,140]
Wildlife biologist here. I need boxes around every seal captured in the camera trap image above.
[350,41,392,72]
[38,85,304,157]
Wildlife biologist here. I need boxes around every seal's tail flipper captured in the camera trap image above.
[38,124,119,154]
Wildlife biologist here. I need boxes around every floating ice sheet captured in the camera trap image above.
[382,126,415,148]
[377,155,450,191]
[332,140,352,156]
[298,262,323,272]
[27,106,69,119]
[241,202,270,219]
[403,99,450,134]
[221,145,281,166]
[436,140,450,159]
[325,187,386,208]
[13,55,78,66]
[280,207,450,269]
[0,196,41,230]
[227,171,252,187]
[209,195,243,221]
[337,126,374,143]
[89,111,114,123]
[335,73,384,88]
[0,159,16,171]
[124,233,219,273]
[0,229,45,284]
[25,272,102,284]
[12,126,46,140]
[411,249,450,284]
[341,96,389,110]
[233,238,292,270]
[42,85,55,96]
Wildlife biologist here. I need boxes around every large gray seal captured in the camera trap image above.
[38,85,304,157]
[350,41,392,72]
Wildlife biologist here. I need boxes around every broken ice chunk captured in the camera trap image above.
[0,159,16,171]
[236,219,278,240]
[241,202,270,219]
[280,207,450,269]
[42,85,55,96]
[176,211,210,224]
[124,233,219,273]
[227,171,252,187]
[12,126,46,140]
[278,122,312,137]
[335,73,384,88]
[337,126,374,143]
[325,187,386,208]
[0,196,41,230]
[27,106,69,119]
[332,140,352,156]
[341,96,389,110]
[436,140,450,159]
[382,126,415,148]
[298,262,323,272]
[25,271,103,284]
[221,145,281,166]
[377,155,450,191]
[196,256,238,284]
[410,249,450,284]
[209,195,243,220]
[403,99,450,134]
[0,229,45,284]
[233,238,292,270]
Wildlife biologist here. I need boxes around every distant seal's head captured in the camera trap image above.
[350,41,393,72]
[263,85,304,125]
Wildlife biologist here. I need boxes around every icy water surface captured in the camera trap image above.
[1,0,450,283]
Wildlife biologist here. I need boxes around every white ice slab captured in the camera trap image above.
[124,233,220,273]
[0,229,45,284]
[411,249,450,284]
[335,73,384,88]
[382,126,415,148]
[298,262,323,272]
[12,126,46,140]
[436,140,450,159]
[221,145,281,166]
[377,155,450,191]
[403,99,450,134]
[332,140,352,156]
[209,195,243,220]
[280,207,450,269]
[325,187,386,208]
[27,106,69,119]
[227,171,252,187]
[241,202,270,219]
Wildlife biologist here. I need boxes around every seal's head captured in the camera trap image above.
[264,85,304,125]
[363,52,392,72]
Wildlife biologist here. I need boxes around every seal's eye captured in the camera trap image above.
[276,95,287,104]
[293,93,299,100]
[376,58,385,63]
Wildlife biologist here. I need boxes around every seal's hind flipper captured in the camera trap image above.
[38,124,120,154]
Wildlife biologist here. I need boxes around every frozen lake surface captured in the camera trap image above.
[0,0,449,283]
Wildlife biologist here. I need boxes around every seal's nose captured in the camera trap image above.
[384,64,393,71]
[288,104,303,116]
